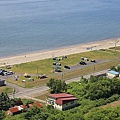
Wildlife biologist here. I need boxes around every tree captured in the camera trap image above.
[47,78,67,93]
[0,110,5,120]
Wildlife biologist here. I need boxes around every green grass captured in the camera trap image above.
[5,49,120,88]
[0,86,13,94]
[6,50,119,74]
[35,90,49,101]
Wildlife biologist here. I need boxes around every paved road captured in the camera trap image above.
[7,69,108,103]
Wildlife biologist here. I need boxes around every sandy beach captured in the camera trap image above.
[0,38,120,66]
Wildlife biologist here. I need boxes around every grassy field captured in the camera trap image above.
[35,90,49,101]
[0,86,13,94]
[4,49,120,88]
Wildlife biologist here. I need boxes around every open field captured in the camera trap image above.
[35,90,49,101]
[0,86,12,93]
[3,48,120,88]
[5,49,120,74]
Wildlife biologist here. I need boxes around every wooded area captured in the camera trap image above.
[1,74,120,119]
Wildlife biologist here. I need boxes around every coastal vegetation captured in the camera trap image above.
[0,86,12,94]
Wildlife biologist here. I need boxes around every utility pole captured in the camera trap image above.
[12,87,15,99]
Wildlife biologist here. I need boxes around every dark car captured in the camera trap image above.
[53,57,60,61]
[7,71,14,75]
[79,61,87,65]
[53,62,56,65]
[38,74,47,79]
[64,65,70,69]
[0,70,7,76]
[91,60,96,63]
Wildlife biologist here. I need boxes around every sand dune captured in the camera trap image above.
[0,38,120,66]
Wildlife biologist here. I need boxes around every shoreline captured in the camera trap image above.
[0,37,120,66]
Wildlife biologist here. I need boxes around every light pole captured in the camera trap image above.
[12,87,15,99]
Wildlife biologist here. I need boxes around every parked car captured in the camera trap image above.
[22,80,26,82]
[53,62,61,66]
[64,65,70,69]
[79,61,87,65]
[24,73,31,78]
[53,57,60,61]
[53,62,56,65]
[38,74,47,79]
[6,65,11,69]
[7,71,14,75]
[0,70,7,76]
[56,63,61,66]
[91,60,96,63]
[54,69,62,72]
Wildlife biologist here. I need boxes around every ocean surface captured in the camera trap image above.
[0,0,120,57]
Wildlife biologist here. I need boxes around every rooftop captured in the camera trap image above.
[108,70,119,75]
[56,97,78,105]
[47,93,74,99]
[28,102,42,108]
[9,107,19,113]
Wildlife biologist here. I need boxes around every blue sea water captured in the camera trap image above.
[0,0,120,57]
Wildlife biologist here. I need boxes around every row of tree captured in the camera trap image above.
[2,75,120,120]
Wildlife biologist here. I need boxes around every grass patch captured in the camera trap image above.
[35,91,49,101]
[0,86,12,94]
[6,50,119,74]
[5,50,120,88]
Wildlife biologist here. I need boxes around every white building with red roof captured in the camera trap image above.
[46,93,78,110]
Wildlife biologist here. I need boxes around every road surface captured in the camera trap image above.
[7,69,108,103]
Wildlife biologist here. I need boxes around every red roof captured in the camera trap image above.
[29,102,42,108]
[47,93,74,99]
[56,97,78,105]
[9,107,19,113]
[34,102,42,108]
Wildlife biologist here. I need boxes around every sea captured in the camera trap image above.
[0,0,120,58]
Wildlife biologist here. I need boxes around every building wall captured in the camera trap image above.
[54,100,78,110]
[0,80,5,86]
[62,100,78,110]
[46,97,78,110]
[46,97,56,108]
[54,104,62,110]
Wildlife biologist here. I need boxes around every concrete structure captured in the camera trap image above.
[46,93,78,110]
[107,70,119,78]
[0,79,5,86]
